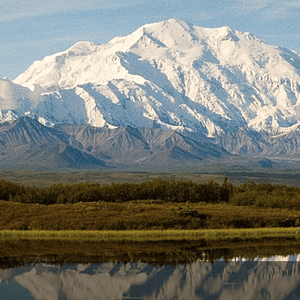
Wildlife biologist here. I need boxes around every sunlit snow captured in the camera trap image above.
[0,19,299,138]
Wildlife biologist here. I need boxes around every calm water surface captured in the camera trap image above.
[2,258,300,299]
[1,238,300,299]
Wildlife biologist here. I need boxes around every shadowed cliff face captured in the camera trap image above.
[1,258,300,300]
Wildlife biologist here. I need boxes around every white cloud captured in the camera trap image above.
[3,0,298,24]
[231,0,278,16]
[288,1,300,7]
[232,0,271,12]
[0,0,143,23]
[0,80,16,109]
[232,0,300,18]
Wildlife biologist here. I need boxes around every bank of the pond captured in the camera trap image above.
[1,228,300,241]
[1,237,300,268]
[1,200,300,231]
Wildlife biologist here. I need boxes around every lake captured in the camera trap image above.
[1,237,300,299]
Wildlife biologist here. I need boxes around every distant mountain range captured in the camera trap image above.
[1,19,300,170]
[0,117,229,170]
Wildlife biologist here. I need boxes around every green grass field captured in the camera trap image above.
[1,227,300,241]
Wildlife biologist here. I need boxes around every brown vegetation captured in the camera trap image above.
[0,178,230,204]
[0,200,300,231]
[1,178,300,230]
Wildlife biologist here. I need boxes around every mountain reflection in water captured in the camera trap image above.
[1,238,300,299]
[1,258,300,300]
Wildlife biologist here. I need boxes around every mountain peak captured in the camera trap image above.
[66,41,98,56]
[215,25,239,42]
[13,19,263,91]
[143,18,193,32]
[8,19,300,142]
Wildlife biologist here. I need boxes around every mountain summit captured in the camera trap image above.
[7,19,300,135]
[1,19,300,169]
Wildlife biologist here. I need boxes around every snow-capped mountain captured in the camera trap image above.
[1,19,300,168]
[11,19,300,135]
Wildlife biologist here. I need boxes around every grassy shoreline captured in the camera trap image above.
[1,227,300,241]
[2,235,300,268]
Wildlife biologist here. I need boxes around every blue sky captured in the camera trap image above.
[1,0,300,79]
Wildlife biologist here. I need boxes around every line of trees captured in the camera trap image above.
[0,178,231,205]
[230,181,300,209]
[1,178,300,209]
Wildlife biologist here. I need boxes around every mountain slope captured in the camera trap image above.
[0,117,106,170]
[56,123,230,165]
[1,19,300,167]
[0,117,229,170]
[10,19,300,137]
